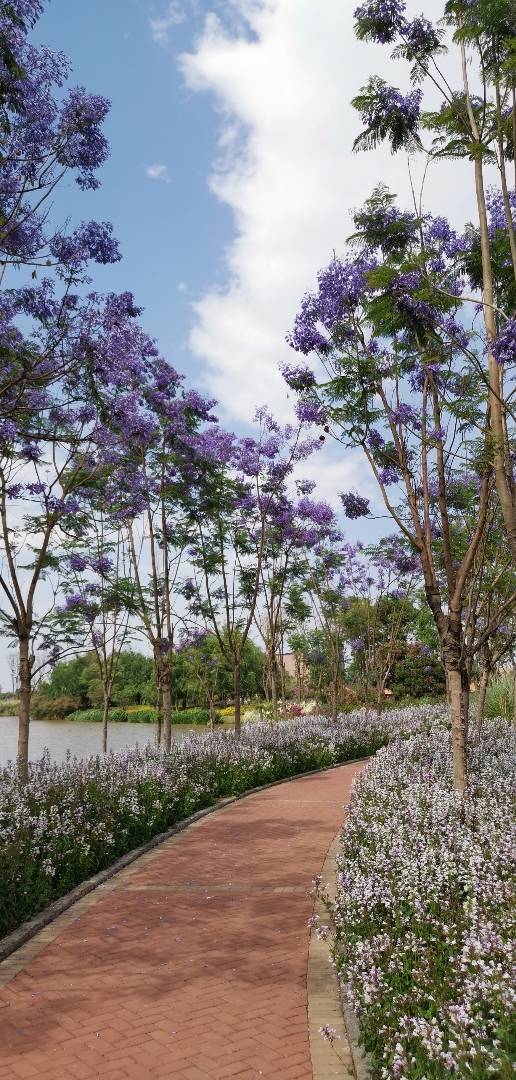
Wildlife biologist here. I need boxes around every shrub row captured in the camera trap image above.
[64,706,221,725]
[0,705,445,938]
[331,721,515,1080]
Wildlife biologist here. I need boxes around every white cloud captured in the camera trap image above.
[179,0,483,438]
[145,163,171,183]
[150,1,186,45]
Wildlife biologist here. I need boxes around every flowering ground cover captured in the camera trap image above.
[333,720,516,1079]
[0,705,443,938]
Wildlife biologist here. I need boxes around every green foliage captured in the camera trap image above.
[37,651,156,711]
[174,635,264,707]
[39,655,94,707]
[484,673,515,720]
[388,645,447,700]
[0,698,19,715]
[127,707,157,723]
[111,652,155,706]
[31,695,81,721]
[66,707,128,723]
[170,708,222,726]
[63,705,221,725]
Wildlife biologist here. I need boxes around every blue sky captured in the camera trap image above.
[35,0,231,396]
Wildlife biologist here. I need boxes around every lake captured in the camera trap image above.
[0,715,198,767]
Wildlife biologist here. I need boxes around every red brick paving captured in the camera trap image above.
[0,764,363,1079]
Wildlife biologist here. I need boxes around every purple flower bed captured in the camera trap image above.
[0,705,445,938]
[333,721,516,1079]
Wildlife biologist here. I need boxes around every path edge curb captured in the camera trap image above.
[307,825,374,1080]
[339,982,374,1080]
[0,755,367,964]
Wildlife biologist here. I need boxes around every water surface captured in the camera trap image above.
[0,715,196,766]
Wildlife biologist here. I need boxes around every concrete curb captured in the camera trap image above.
[307,818,374,1080]
[339,982,374,1080]
[308,832,355,1080]
[0,755,367,964]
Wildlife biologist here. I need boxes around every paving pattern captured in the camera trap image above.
[0,763,364,1080]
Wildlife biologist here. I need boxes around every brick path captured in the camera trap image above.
[0,763,364,1080]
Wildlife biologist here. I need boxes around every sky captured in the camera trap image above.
[1,0,486,688]
[33,0,481,485]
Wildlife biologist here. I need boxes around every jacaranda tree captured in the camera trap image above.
[184,409,319,733]
[351,0,516,560]
[283,187,511,789]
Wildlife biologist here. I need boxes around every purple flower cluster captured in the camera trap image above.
[354,0,406,43]
[281,362,317,390]
[340,490,371,519]
[491,316,516,367]
[363,83,422,136]
[286,257,374,355]
[486,187,516,235]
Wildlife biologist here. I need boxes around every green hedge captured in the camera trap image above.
[66,707,128,723]
[65,706,221,725]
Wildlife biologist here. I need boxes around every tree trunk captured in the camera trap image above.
[331,663,339,722]
[17,634,31,783]
[376,676,386,716]
[156,681,163,748]
[295,654,302,702]
[473,156,516,564]
[461,666,470,742]
[447,666,468,793]
[101,692,109,755]
[475,668,489,739]
[209,697,215,730]
[162,674,172,753]
[270,651,278,721]
[234,663,241,736]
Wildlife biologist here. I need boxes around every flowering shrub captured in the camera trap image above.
[333,722,516,1079]
[0,705,445,938]
[286,700,318,718]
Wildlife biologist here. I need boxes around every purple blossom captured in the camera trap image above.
[281,363,317,391]
[287,257,376,355]
[361,83,422,142]
[20,442,43,462]
[57,87,110,190]
[389,402,420,428]
[340,490,371,519]
[286,293,330,354]
[379,465,399,486]
[366,428,385,451]
[354,0,406,43]
[486,188,516,235]
[61,593,83,612]
[491,317,516,367]
[427,426,445,442]
[295,400,327,425]
[67,554,88,572]
[90,555,112,575]
[404,16,441,56]
[47,496,81,515]
[49,221,121,272]
[0,419,17,444]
